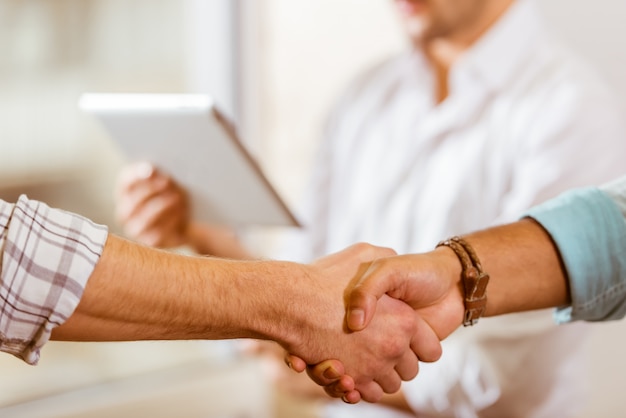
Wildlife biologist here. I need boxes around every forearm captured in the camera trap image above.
[459,218,570,317]
[52,234,302,344]
[525,185,626,322]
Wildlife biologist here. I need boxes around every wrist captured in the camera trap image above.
[433,246,466,327]
[242,261,313,350]
[247,261,347,365]
[436,237,490,327]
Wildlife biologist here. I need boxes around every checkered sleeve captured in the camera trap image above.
[0,195,108,364]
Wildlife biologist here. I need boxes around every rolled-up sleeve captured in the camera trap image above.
[0,195,108,364]
[523,185,626,323]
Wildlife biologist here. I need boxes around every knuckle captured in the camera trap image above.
[352,242,371,253]
[384,336,406,360]
[382,378,402,394]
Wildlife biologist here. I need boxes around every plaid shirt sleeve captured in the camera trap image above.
[0,195,108,364]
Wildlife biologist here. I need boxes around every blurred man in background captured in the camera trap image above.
[115,0,626,416]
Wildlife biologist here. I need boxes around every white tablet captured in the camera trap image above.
[79,93,300,227]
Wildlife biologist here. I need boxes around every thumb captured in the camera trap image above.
[346,261,394,331]
[346,290,379,332]
[284,353,307,373]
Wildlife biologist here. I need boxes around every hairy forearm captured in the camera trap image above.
[461,218,570,317]
[51,234,303,344]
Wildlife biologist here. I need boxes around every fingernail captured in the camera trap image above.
[341,395,350,404]
[284,358,292,370]
[323,366,340,380]
[135,162,154,179]
[348,309,365,329]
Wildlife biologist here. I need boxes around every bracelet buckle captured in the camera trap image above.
[437,236,490,327]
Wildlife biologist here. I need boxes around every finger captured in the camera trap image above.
[285,354,306,373]
[116,167,179,224]
[123,208,162,242]
[355,379,384,403]
[394,348,420,381]
[114,163,160,218]
[137,195,184,235]
[341,390,362,404]
[305,359,346,385]
[326,374,355,394]
[116,178,166,224]
[115,161,156,195]
[137,214,183,247]
[321,374,356,398]
[345,302,375,333]
[373,371,402,395]
[123,192,185,242]
[410,315,443,363]
[346,260,399,331]
[323,384,345,399]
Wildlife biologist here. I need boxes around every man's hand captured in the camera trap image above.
[346,249,465,338]
[115,162,190,248]
[115,162,250,258]
[277,244,443,403]
[294,248,466,402]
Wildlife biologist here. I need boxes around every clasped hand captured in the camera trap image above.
[289,249,466,403]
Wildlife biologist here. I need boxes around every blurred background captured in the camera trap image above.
[1,0,625,417]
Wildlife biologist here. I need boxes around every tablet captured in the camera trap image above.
[79,93,300,227]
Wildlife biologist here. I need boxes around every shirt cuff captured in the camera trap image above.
[523,188,626,323]
[0,196,108,364]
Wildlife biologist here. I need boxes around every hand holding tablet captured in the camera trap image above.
[79,93,299,227]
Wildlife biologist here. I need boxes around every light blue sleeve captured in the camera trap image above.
[601,175,626,222]
[523,183,626,323]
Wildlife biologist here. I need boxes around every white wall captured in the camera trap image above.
[537,0,626,112]
[536,2,626,416]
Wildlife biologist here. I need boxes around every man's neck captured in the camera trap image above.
[422,0,515,103]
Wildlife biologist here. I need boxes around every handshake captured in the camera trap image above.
[276,209,577,404]
[103,163,576,405]
[274,241,468,404]
[271,211,577,404]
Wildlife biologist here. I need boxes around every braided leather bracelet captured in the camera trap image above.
[436,236,490,326]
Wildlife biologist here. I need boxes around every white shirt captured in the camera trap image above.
[280,0,626,417]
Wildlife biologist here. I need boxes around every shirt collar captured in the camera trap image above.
[450,0,546,94]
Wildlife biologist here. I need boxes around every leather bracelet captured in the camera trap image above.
[436,236,490,326]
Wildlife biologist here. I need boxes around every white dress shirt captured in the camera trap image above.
[279,0,626,416]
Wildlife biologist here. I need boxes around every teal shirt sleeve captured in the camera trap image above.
[601,175,626,221]
[523,181,626,323]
